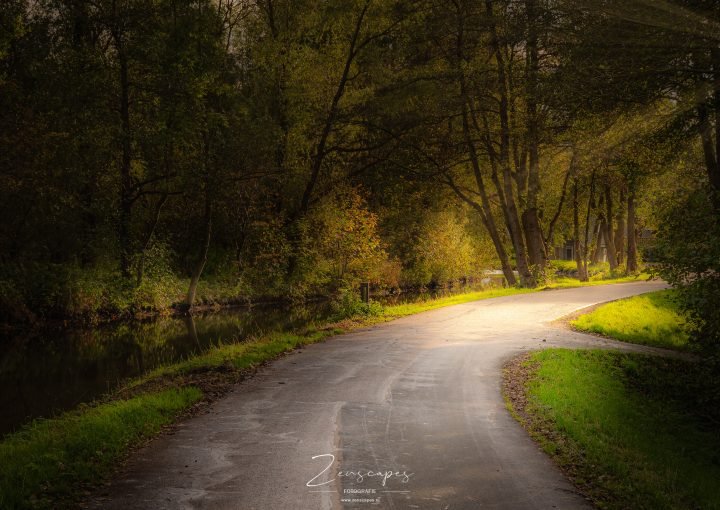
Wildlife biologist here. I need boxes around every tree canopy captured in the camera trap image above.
[2,0,719,350]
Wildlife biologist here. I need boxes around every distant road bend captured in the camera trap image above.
[92,281,668,510]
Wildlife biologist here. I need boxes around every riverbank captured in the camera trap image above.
[0,274,650,509]
[0,269,308,327]
[0,261,647,327]
[1,264,504,326]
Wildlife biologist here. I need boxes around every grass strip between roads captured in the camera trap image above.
[0,274,649,509]
[504,349,720,510]
[571,289,690,350]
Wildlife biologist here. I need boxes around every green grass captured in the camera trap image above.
[572,290,689,350]
[0,387,201,509]
[512,349,720,509]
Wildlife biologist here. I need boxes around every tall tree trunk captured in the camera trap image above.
[626,190,638,273]
[604,182,618,269]
[581,168,597,278]
[522,210,545,269]
[453,8,517,286]
[591,220,603,264]
[615,187,626,265]
[454,131,517,287]
[484,136,532,286]
[485,0,534,287]
[573,179,587,281]
[522,0,546,270]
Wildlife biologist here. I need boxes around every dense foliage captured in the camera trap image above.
[1,0,719,341]
[658,190,720,354]
[0,0,502,320]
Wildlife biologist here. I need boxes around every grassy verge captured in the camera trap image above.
[0,273,652,509]
[571,289,689,350]
[504,349,720,510]
[0,388,201,509]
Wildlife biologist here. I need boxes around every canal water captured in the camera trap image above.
[0,281,500,437]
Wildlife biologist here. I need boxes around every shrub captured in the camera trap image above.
[331,288,384,321]
[549,259,577,274]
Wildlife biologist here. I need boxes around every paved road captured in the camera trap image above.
[92,281,669,510]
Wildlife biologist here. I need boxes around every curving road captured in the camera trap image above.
[91,281,669,510]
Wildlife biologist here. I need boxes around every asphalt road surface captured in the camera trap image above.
[91,281,670,510]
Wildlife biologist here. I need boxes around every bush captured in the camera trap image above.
[400,210,487,287]
[549,259,577,273]
[331,288,384,321]
[587,261,610,278]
